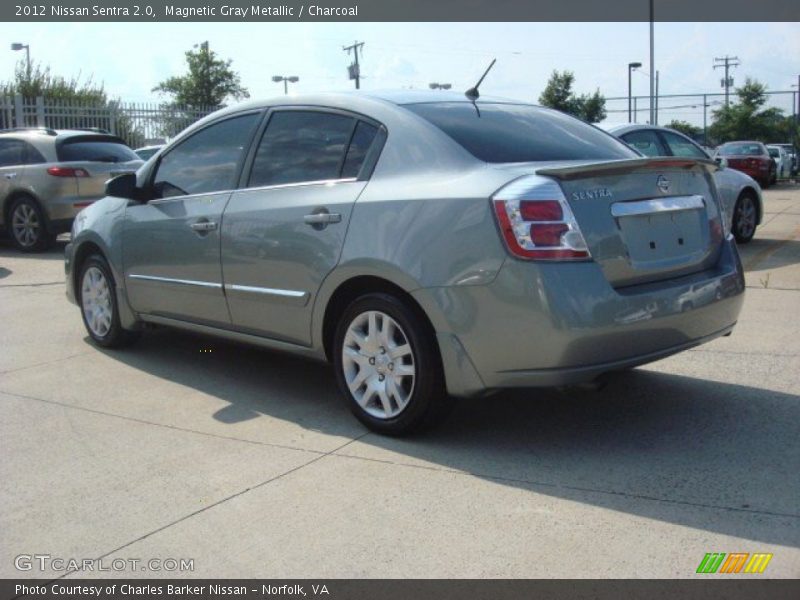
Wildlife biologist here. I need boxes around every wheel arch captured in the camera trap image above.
[72,239,106,302]
[738,185,762,224]
[319,274,439,363]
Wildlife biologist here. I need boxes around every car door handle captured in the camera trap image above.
[4,173,16,180]
[304,212,341,225]
[190,221,217,232]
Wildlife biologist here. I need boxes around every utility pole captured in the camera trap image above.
[343,41,365,90]
[703,94,708,145]
[713,56,740,107]
[654,70,659,125]
[649,0,655,125]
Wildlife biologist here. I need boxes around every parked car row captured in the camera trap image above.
[0,128,143,251]
[64,92,745,434]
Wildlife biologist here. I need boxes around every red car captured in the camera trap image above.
[715,141,776,188]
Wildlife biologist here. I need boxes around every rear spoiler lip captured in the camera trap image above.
[537,157,719,181]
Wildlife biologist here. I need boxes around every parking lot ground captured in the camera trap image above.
[1,184,799,579]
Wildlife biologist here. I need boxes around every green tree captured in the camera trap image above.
[1,61,106,103]
[708,78,787,144]
[538,70,607,123]
[152,41,249,108]
[665,120,702,139]
[0,61,144,147]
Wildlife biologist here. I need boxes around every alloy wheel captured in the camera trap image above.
[11,203,41,248]
[735,196,756,240]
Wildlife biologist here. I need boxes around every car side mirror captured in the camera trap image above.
[714,157,727,168]
[105,172,138,199]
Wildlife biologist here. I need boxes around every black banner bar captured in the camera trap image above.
[4,580,800,600]
[2,0,799,22]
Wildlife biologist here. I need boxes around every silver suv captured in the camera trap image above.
[65,92,745,435]
[0,128,142,251]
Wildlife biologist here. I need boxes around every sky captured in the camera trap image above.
[2,22,799,126]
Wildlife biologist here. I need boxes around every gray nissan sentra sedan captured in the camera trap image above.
[65,91,745,435]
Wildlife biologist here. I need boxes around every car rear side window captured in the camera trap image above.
[341,121,379,179]
[621,130,668,157]
[660,131,708,159]
[153,113,259,198]
[248,111,357,187]
[404,102,635,163]
[0,138,26,167]
[57,136,140,163]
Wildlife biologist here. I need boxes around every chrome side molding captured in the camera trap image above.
[128,274,223,289]
[225,283,308,300]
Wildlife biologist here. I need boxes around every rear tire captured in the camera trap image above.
[732,191,758,244]
[8,196,55,252]
[78,254,140,348]
[333,293,451,435]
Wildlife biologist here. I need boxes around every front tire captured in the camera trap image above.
[79,254,140,348]
[333,293,450,435]
[8,196,55,252]
[732,192,758,244]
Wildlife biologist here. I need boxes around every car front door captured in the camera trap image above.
[123,112,261,325]
[221,109,384,345]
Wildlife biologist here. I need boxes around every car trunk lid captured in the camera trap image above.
[538,158,725,288]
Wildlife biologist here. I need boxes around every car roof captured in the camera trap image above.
[603,123,684,136]
[203,90,535,122]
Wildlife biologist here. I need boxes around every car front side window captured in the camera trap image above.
[152,113,259,199]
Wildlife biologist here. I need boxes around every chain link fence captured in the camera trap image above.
[0,95,218,148]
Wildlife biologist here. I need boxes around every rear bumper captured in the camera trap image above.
[414,236,745,396]
[45,195,101,227]
[731,165,768,182]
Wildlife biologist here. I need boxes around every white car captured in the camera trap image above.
[606,124,764,243]
[767,145,791,179]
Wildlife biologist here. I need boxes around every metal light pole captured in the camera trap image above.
[272,75,299,95]
[649,0,655,125]
[628,62,642,123]
[428,83,452,90]
[11,43,31,79]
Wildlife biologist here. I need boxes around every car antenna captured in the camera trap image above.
[465,58,496,101]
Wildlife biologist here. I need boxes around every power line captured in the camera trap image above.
[713,55,740,107]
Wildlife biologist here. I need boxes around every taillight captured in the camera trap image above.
[47,166,90,178]
[492,175,591,261]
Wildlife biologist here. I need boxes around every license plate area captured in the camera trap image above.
[612,196,708,268]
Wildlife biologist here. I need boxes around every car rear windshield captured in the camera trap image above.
[718,143,764,156]
[403,102,636,163]
[57,136,139,163]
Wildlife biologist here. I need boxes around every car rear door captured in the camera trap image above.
[0,138,27,213]
[221,109,384,345]
[123,112,261,325]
